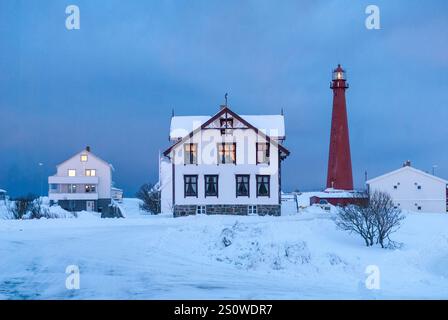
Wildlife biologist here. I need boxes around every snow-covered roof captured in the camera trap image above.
[56,149,113,169]
[0,189,6,193]
[296,191,360,207]
[366,165,448,185]
[170,114,285,140]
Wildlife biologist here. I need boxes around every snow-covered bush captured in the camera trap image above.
[5,196,76,220]
[214,222,312,271]
[29,197,50,219]
[336,191,405,248]
[136,183,161,214]
[7,195,35,219]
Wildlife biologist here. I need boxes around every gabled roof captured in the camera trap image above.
[366,165,448,185]
[163,106,290,157]
[56,149,113,170]
[170,114,285,140]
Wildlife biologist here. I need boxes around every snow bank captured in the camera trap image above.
[1,200,448,299]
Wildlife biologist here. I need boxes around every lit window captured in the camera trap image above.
[218,143,236,164]
[85,185,96,193]
[85,169,96,177]
[184,143,198,165]
[68,169,76,177]
[80,154,88,162]
[256,143,270,164]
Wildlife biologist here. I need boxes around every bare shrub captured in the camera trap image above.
[335,191,405,248]
[335,193,376,247]
[136,183,161,214]
[369,190,405,248]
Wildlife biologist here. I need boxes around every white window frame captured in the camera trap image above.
[248,205,257,215]
[196,205,206,215]
[68,169,76,177]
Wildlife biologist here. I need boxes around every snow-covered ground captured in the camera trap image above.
[0,198,447,299]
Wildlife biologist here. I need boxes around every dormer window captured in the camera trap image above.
[80,154,88,162]
[220,118,233,128]
[220,118,233,135]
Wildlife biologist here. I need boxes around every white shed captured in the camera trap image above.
[366,163,448,213]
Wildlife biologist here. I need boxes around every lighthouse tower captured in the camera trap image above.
[326,64,354,190]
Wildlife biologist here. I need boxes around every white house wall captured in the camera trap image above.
[160,157,173,213]
[170,128,280,206]
[368,168,447,213]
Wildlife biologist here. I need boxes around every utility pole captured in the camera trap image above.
[38,162,44,198]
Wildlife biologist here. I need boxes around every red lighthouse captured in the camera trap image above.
[326,64,354,190]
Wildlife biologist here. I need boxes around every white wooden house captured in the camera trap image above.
[160,105,290,217]
[366,161,448,213]
[48,146,115,214]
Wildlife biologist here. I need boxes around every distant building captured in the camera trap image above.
[111,187,123,203]
[366,161,448,213]
[0,189,7,201]
[160,104,290,217]
[48,146,115,214]
[309,190,367,207]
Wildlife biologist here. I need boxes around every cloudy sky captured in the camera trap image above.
[1,0,447,196]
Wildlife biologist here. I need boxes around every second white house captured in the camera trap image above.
[366,161,448,213]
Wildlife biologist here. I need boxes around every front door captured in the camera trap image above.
[86,201,95,212]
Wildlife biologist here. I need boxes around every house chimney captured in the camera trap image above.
[403,160,411,167]
[86,146,91,152]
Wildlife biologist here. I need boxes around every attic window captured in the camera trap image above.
[220,118,233,135]
[220,118,233,128]
[80,154,88,162]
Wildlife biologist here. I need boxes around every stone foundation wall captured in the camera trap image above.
[173,204,281,218]
[173,205,197,217]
